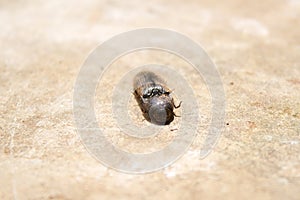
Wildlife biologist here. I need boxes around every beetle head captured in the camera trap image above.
[148,95,174,125]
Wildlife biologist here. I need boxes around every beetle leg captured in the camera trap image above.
[173,111,181,117]
[174,100,182,109]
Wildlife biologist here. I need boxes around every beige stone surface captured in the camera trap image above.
[1,0,300,199]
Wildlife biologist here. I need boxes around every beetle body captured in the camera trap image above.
[133,71,180,125]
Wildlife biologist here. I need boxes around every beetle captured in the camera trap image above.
[133,71,181,125]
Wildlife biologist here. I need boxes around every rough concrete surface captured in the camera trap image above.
[0,0,300,199]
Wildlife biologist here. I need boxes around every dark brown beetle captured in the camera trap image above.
[133,71,181,125]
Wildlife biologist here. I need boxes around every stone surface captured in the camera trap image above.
[0,0,299,199]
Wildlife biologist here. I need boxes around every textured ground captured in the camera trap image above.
[1,0,300,199]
